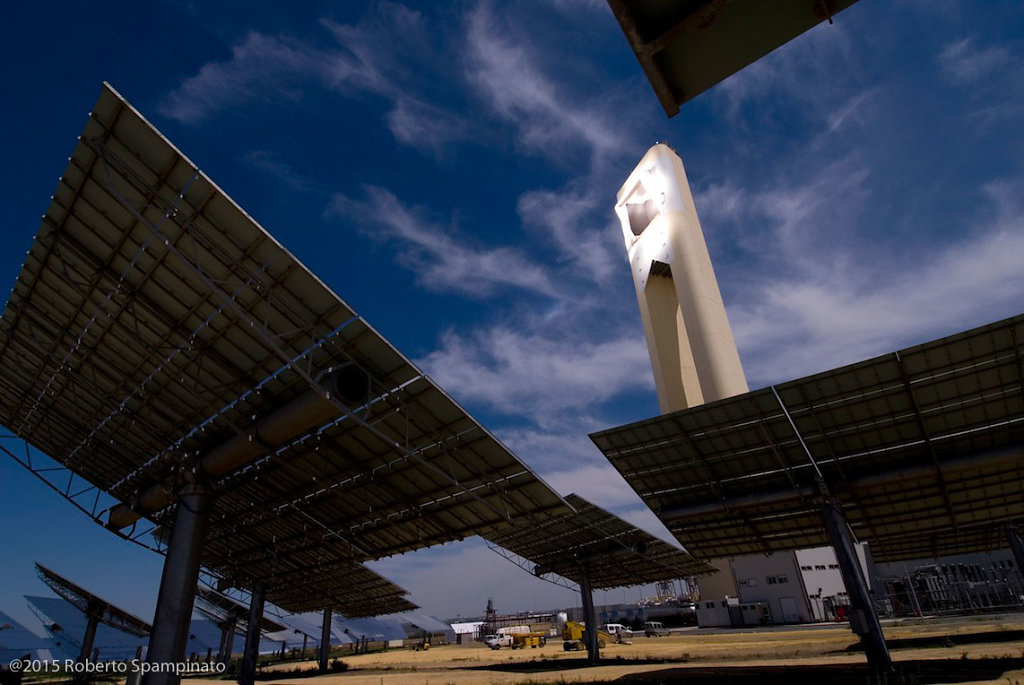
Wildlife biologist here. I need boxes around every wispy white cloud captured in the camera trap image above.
[160,5,470,154]
[326,186,556,299]
[243,150,321,193]
[459,2,655,294]
[385,99,467,155]
[824,90,876,135]
[725,177,1024,385]
[936,36,1024,127]
[516,184,622,280]
[158,33,329,123]
[710,19,859,137]
[319,7,473,154]
[367,538,578,617]
[464,2,630,166]
[497,423,607,474]
[417,326,654,424]
[544,464,646,511]
[695,155,872,280]
[616,506,682,548]
[939,38,1014,84]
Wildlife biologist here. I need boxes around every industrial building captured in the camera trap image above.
[700,544,871,625]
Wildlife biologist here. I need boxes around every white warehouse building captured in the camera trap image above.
[698,544,872,625]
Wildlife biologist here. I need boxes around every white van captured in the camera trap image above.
[483,634,513,649]
[644,621,670,637]
[603,623,633,638]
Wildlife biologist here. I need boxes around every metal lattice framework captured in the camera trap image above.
[485,494,714,589]
[0,83,571,617]
[591,314,1024,562]
[35,563,151,637]
[262,564,418,616]
[194,586,285,633]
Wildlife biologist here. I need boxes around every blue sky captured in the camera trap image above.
[2,0,1024,630]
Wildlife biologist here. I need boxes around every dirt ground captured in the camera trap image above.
[191,615,1024,684]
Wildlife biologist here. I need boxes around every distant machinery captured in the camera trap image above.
[883,557,1024,616]
[485,494,714,663]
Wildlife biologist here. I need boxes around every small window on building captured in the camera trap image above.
[828,564,839,570]
[766,576,777,585]
[800,565,812,571]
[777,574,788,584]
[720,600,728,608]
[815,565,826,571]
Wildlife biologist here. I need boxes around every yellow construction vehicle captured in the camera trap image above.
[560,621,610,651]
[486,631,547,650]
[510,632,548,649]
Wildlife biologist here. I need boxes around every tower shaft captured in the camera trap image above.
[616,144,747,412]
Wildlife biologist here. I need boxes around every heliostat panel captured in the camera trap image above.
[485,494,714,589]
[592,315,1024,562]
[0,84,570,614]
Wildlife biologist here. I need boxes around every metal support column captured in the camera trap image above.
[78,614,99,662]
[145,488,213,685]
[318,609,332,673]
[822,498,892,673]
[239,585,265,685]
[217,619,236,665]
[126,647,144,685]
[901,561,922,617]
[71,613,101,683]
[579,565,599,663]
[1007,525,1024,580]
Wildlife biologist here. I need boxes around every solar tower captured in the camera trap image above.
[615,143,748,414]
[612,143,896,672]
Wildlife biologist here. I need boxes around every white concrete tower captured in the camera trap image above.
[615,143,748,413]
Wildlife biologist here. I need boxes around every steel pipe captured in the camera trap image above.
[144,488,213,685]
[109,366,369,529]
[579,565,599,664]
[239,585,265,685]
[821,498,892,673]
[318,609,332,673]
